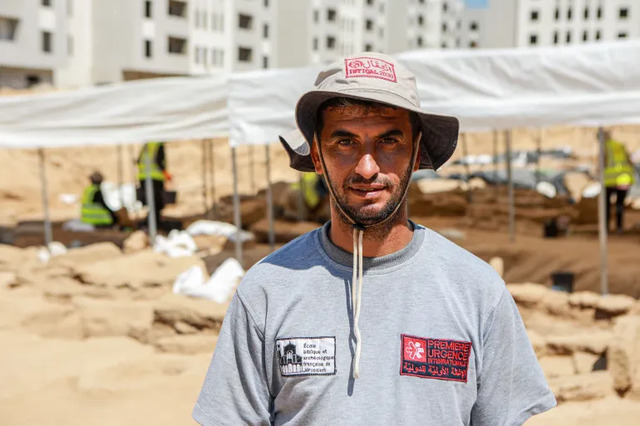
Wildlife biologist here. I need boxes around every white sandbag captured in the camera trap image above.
[186,220,254,243]
[536,181,557,198]
[172,258,244,303]
[153,230,198,258]
[582,182,601,198]
[59,193,78,205]
[37,241,67,263]
[101,182,138,212]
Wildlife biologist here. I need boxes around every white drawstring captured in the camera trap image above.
[352,228,364,379]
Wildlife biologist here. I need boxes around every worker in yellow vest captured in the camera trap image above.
[80,172,116,227]
[137,142,171,227]
[603,131,636,234]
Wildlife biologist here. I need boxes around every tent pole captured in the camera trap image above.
[209,139,217,218]
[38,148,53,247]
[597,127,608,296]
[201,139,209,216]
[143,145,157,244]
[117,144,124,207]
[492,130,499,202]
[461,133,472,202]
[535,128,542,186]
[231,146,243,265]
[506,130,515,242]
[265,144,275,250]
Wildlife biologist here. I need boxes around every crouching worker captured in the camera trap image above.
[81,172,132,229]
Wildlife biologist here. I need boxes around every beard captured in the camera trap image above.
[329,167,412,233]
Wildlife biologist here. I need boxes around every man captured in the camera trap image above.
[137,141,170,226]
[80,171,117,227]
[603,130,636,234]
[193,53,555,425]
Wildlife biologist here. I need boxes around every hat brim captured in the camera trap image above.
[280,90,459,172]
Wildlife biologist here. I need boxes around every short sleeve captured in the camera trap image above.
[471,288,556,425]
[192,291,272,425]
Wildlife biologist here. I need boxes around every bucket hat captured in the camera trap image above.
[280,52,459,172]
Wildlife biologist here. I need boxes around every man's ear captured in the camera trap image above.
[413,132,422,172]
[310,134,324,175]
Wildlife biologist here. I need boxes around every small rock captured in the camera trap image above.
[568,291,601,309]
[546,331,612,355]
[123,230,149,254]
[596,295,636,318]
[174,321,199,335]
[608,315,640,399]
[507,283,549,308]
[489,257,504,277]
[540,291,571,317]
[550,371,614,402]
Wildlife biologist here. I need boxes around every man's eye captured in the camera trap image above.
[380,137,398,145]
[336,139,354,146]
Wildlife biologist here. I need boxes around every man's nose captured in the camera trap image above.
[354,154,380,180]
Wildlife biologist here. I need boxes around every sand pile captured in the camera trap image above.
[1,240,640,425]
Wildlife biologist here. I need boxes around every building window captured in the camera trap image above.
[168,36,186,54]
[530,10,539,21]
[470,21,478,31]
[195,9,200,28]
[263,56,269,68]
[584,7,589,19]
[145,1,152,18]
[26,75,41,88]
[441,42,447,49]
[144,39,152,57]
[194,46,200,63]
[619,8,629,19]
[168,1,187,17]
[566,31,571,43]
[529,34,537,45]
[313,37,318,50]
[42,31,52,52]
[442,22,447,32]
[595,30,601,40]
[327,9,336,21]
[618,32,628,39]
[0,17,19,41]
[67,35,73,55]
[443,2,448,13]
[42,0,52,7]
[238,47,252,62]
[366,19,373,30]
[553,31,558,44]
[583,30,588,41]
[365,43,373,51]
[470,40,478,48]
[264,0,269,7]
[219,50,224,66]
[367,0,374,5]
[417,15,423,26]
[554,8,559,20]
[263,24,269,38]
[417,36,423,47]
[597,7,602,19]
[203,49,207,64]
[567,8,572,20]
[327,36,336,49]
[314,10,319,22]
[238,14,253,29]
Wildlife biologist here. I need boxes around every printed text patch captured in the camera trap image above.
[276,336,336,376]
[400,335,471,382]
[344,57,397,82]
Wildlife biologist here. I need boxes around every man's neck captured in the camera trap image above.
[328,212,414,258]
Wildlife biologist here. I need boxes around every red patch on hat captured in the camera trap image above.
[344,57,397,82]
[400,335,472,383]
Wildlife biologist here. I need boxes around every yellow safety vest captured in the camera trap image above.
[292,172,322,210]
[137,142,166,181]
[80,184,113,226]
[604,139,635,187]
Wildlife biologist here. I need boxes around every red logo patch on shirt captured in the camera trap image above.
[344,57,397,82]
[400,335,472,383]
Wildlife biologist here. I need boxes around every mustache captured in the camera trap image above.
[343,175,393,187]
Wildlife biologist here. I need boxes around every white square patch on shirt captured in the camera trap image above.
[276,336,336,376]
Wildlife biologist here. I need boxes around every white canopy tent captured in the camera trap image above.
[1,40,639,293]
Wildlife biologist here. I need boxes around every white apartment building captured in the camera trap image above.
[468,0,640,48]
[0,0,68,89]
[56,0,277,88]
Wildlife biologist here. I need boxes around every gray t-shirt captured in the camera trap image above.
[193,223,556,425]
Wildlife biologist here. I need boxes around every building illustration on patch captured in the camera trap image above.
[277,341,303,374]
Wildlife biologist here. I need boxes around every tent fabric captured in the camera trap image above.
[0,75,228,149]
[1,41,639,149]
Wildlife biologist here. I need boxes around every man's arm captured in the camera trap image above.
[193,290,272,425]
[470,287,556,426]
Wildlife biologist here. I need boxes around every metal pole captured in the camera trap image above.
[144,145,157,244]
[535,128,542,186]
[461,133,472,202]
[597,127,608,295]
[250,144,256,195]
[117,144,124,207]
[209,139,217,218]
[265,144,275,249]
[231,146,243,265]
[38,148,53,247]
[506,130,515,242]
[201,139,209,216]
[492,129,499,202]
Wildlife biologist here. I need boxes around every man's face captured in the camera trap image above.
[311,105,419,226]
